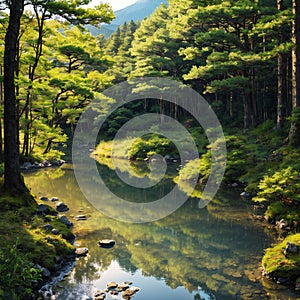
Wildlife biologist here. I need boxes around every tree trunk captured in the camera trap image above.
[289,0,300,146]
[243,88,255,128]
[277,0,288,129]
[3,0,26,193]
[277,53,288,128]
[0,65,3,163]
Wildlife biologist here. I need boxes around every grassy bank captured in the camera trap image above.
[0,188,74,299]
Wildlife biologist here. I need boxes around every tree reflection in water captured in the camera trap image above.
[23,162,298,300]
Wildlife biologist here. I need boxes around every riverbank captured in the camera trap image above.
[0,187,75,299]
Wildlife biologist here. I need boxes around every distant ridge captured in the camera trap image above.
[90,0,168,37]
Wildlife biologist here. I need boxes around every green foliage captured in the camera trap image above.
[128,134,177,160]
[264,201,300,225]
[254,167,300,202]
[0,239,42,299]
[185,133,251,185]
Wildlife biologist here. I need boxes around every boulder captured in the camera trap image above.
[42,290,52,300]
[118,282,130,291]
[122,287,140,298]
[107,281,118,289]
[98,239,115,248]
[75,248,89,257]
[51,197,59,202]
[58,215,73,228]
[232,182,239,188]
[39,160,52,168]
[40,196,49,201]
[42,224,53,231]
[94,290,106,300]
[37,204,50,214]
[33,162,41,169]
[53,159,66,166]
[56,202,69,212]
[284,241,298,256]
[75,215,87,221]
[51,229,59,235]
[240,191,251,197]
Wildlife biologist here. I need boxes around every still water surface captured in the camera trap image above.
[23,162,299,300]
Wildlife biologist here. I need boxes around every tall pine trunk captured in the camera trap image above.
[0,65,3,163]
[3,0,26,193]
[289,0,300,146]
[277,0,288,129]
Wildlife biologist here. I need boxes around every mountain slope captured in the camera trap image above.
[93,0,168,37]
[112,0,168,25]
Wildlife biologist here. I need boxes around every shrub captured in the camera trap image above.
[254,167,300,203]
[0,239,42,299]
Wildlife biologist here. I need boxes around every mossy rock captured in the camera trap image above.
[262,233,300,279]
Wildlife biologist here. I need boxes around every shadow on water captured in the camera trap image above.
[23,162,299,300]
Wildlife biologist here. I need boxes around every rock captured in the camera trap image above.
[123,281,133,286]
[21,162,33,170]
[40,196,49,201]
[75,215,87,221]
[276,219,287,229]
[75,248,89,257]
[240,191,251,197]
[98,239,115,248]
[53,159,66,166]
[122,287,140,298]
[42,290,52,300]
[131,287,140,293]
[118,282,130,291]
[37,204,50,214]
[42,224,53,231]
[35,264,51,277]
[56,202,69,212]
[39,160,52,168]
[232,182,239,187]
[164,155,174,162]
[58,215,73,228]
[94,290,106,300]
[51,228,59,235]
[284,241,298,256]
[107,281,118,289]
[51,197,59,202]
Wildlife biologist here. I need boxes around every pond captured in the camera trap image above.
[23,161,299,300]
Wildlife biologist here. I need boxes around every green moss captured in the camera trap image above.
[0,189,74,298]
[262,234,300,279]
